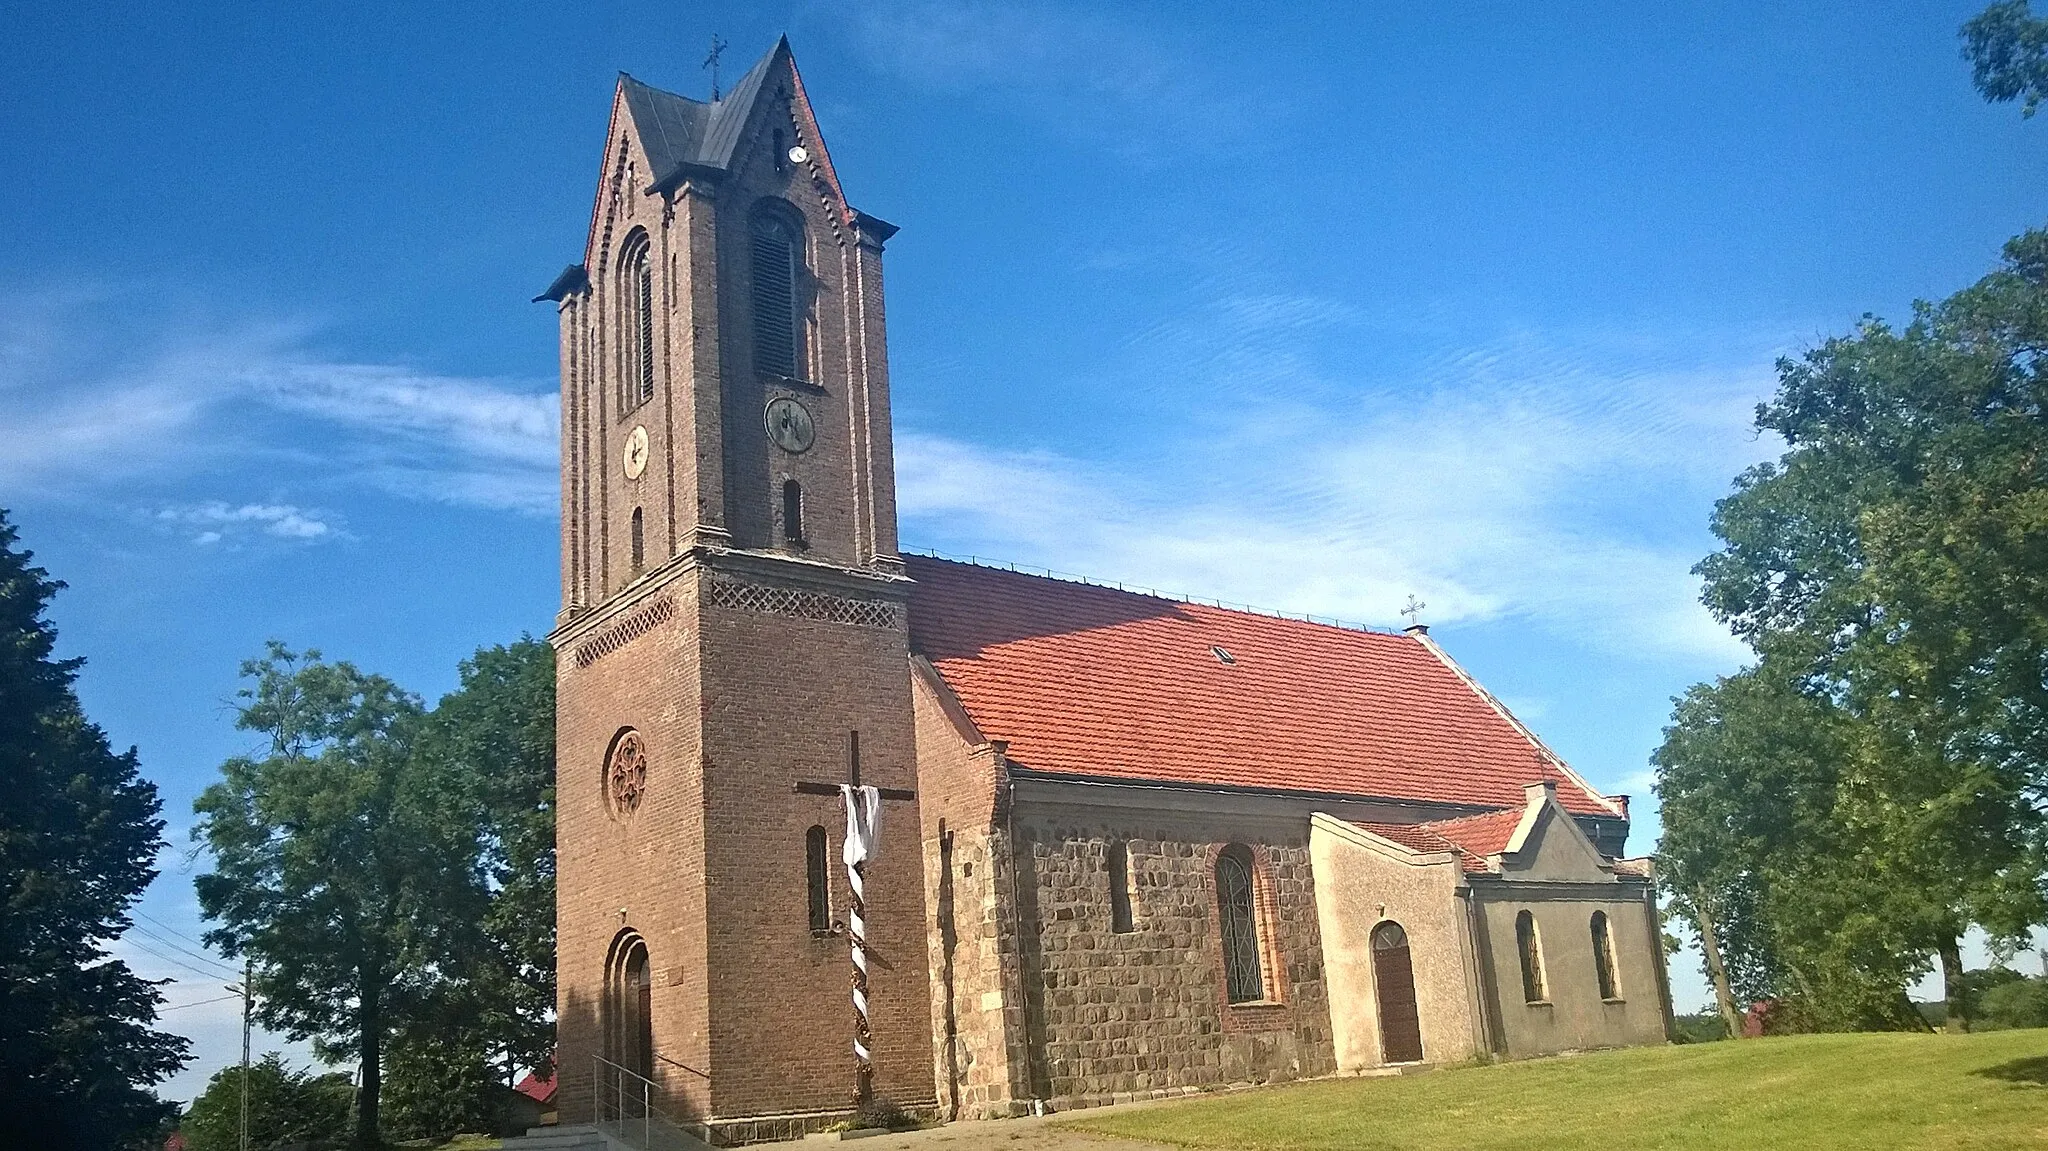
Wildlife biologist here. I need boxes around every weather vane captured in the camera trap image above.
[1401,595,1427,628]
[704,34,729,101]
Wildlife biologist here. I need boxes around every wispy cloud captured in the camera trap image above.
[0,293,558,517]
[152,501,342,546]
[835,1,1270,161]
[898,293,1783,662]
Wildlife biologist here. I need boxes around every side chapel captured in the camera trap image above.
[540,39,1673,1145]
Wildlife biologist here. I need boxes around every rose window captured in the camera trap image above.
[606,730,648,818]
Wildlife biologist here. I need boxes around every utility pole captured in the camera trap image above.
[233,958,252,1151]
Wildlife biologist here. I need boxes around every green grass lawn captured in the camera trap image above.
[1060,1030,2048,1151]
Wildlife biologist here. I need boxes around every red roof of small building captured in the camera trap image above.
[906,557,1618,817]
[1354,808,1530,872]
[514,1070,556,1104]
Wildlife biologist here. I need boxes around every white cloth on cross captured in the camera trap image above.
[840,783,882,869]
[840,783,882,1063]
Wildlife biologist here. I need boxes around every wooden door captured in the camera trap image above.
[1372,921,1425,1064]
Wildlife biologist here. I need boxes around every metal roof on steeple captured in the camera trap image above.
[616,37,786,192]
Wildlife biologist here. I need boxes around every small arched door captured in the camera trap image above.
[606,933,655,1082]
[1372,921,1425,1064]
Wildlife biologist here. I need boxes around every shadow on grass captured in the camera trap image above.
[1973,1056,2048,1086]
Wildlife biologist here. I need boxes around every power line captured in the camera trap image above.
[159,993,242,1013]
[123,937,240,983]
[137,911,221,951]
[129,923,238,977]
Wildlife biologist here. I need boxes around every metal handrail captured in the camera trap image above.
[591,1053,698,1150]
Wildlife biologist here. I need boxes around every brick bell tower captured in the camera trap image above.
[539,39,934,1134]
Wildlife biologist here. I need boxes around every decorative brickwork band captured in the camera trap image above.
[708,577,899,629]
[573,596,676,667]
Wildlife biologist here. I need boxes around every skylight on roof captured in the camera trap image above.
[1210,645,1236,665]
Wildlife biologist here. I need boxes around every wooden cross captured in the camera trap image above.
[794,731,915,1113]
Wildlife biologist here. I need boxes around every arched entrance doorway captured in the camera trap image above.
[1372,920,1424,1064]
[605,932,655,1082]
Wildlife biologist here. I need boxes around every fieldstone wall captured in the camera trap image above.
[1009,808,1337,1110]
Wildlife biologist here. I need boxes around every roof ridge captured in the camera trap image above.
[903,548,1408,638]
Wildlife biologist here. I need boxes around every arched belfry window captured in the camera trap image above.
[619,231,655,411]
[1590,910,1620,1000]
[750,209,801,379]
[1216,844,1264,1003]
[1516,909,1548,1003]
[806,825,831,934]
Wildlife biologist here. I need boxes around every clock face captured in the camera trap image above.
[765,397,816,454]
[622,425,650,479]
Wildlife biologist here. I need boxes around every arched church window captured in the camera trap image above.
[630,506,644,573]
[1591,910,1620,1000]
[806,825,831,935]
[751,209,801,379]
[782,479,805,547]
[1216,844,1264,1003]
[619,231,655,412]
[1108,841,1134,934]
[1516,909,1548,1003]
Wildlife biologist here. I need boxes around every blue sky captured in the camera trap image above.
[3,0,2042,1103]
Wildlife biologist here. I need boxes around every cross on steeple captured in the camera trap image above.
[703,34,729,100]
[793,732,915,1112]
[1401,595,1428,629]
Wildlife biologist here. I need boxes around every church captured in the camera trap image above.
[539,39,1673,1145]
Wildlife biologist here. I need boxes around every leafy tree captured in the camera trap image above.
[193,639,556,1147]
[381,1029,503,1140]
[1963,1,2048,117]
[193,645,478,1148]
[415,639,556,1079]
[0,508,189,1147]
[179,1053,352,1151]
[1688,229,2048,1029]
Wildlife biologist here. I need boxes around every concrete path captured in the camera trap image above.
[747,1113,1174,1151]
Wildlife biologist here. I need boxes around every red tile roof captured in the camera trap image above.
[906,557,1618,817]
[514,1070,556,1104]
[1354,821,1491,872]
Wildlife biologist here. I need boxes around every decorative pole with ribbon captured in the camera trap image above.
[795,731,917,1114]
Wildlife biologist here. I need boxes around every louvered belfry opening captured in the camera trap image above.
[634,254,655,405]
[618,230,655,412]
[750,210,800,379]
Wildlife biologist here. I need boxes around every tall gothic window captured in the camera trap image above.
[619,231,654,412]
[1107,841,1134,934]
[1516,910,1548,1003]
[1216,844,1264,1003]
[806,825,831,935]
[1590,910,1620,1000]
[630,507,644,573]
[751,209,800,379]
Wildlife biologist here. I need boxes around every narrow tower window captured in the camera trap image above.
[1108,841,1134,933]
[1516,909,1548,1003]
[618,231,655,411]
[1591,910,1620,1000]
[630,506,644,573]
[806,825,831,934]
[1216,844,1264,1003]
[751,211,800,378]
[782,479,804,547]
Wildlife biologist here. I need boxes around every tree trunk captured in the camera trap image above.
[356,986,382,1148]
[1692,890,1745,1039]
[1939,933,1968,1034]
